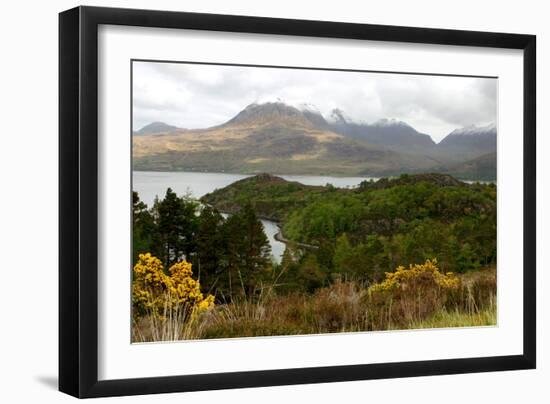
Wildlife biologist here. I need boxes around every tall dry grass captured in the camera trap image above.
[132,266,497,341]
[369,265,496,330]
[132,291,214,342]
[196,280,371,338]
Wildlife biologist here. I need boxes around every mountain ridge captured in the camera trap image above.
[133,101,496,180]
[134,102,495,147]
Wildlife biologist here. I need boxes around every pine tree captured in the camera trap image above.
[132,191,155,265]
[333,233,353,274]
[223,203,271,297]
[195,206,226,293]
[241,203,271,293]
[152,188,198,267]
[296,253,325,292]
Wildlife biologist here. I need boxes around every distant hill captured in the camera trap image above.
[133,102,496,180]
[201,173,483,223]
[359,172,466,191]
[134,121,181,135]
[201,173,320,220]
[436,123,496,158]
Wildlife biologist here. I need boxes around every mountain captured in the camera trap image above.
[223,102,329,129]
[327,110,436,153]
[436,123,496,158]
[133,102,437,176]
[132,102,496,180]
[134,121,181,135]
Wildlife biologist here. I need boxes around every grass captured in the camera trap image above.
[132,298,209,342]
[405,302,496,330]
[198,281,370,339]
[132,266,496,342]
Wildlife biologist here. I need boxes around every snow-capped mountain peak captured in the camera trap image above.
[448,122,496,136]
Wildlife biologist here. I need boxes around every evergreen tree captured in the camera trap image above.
[132,191,156,264]
[195,206,226,293]
[316,239,335,272]
[361,235,389,281]
[152,188,198,267]
[220,214,242,298]
[296,253,325,292]
[223,203,271,297]
[333,233,353,275]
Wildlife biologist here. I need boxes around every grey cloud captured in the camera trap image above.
[132,61,497,142]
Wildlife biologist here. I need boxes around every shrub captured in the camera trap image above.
[368,259,459,329]
[132,254,496,340]
[132,253,214,320]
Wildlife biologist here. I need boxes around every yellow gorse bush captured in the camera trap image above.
[368,259,459,294]
[367,259,460,328]
[132,253,215,318]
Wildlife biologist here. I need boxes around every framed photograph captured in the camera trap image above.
[59,6,536,398]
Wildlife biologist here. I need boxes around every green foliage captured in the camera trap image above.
[222,203,272,297]
[204,173,497,283]
[132,192,155,265]
[133,190,272,301]
[194,206,226,293]
[294,254,326,293]
[333,233,353,274]
[333,234,386,282]
[200,174,323,221]
[151,188,199,267]
[134,173,496,306]
[133,173,498,340]
[291,180,494,277]
[284,195,363,241]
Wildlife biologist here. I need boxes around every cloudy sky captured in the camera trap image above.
[132,61,497,142]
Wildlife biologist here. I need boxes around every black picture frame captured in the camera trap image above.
[59,6,536,398]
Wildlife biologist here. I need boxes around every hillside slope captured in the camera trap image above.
[133,102,440,176]
[328,110,436,153]
[436,124,496,158]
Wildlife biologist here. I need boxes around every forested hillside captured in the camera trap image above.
[202,173,496,280]
[132,173,497,341]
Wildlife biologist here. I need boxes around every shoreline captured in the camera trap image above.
[217,206,317,251]
[133,169,496,184]
[273,229,318,250]
[132,169,379,180]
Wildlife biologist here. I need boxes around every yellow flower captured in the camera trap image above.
[132,253,215,320]
[368,259,459,295]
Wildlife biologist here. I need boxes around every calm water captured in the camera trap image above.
[133,171,375,204]
[133,171,375,263]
